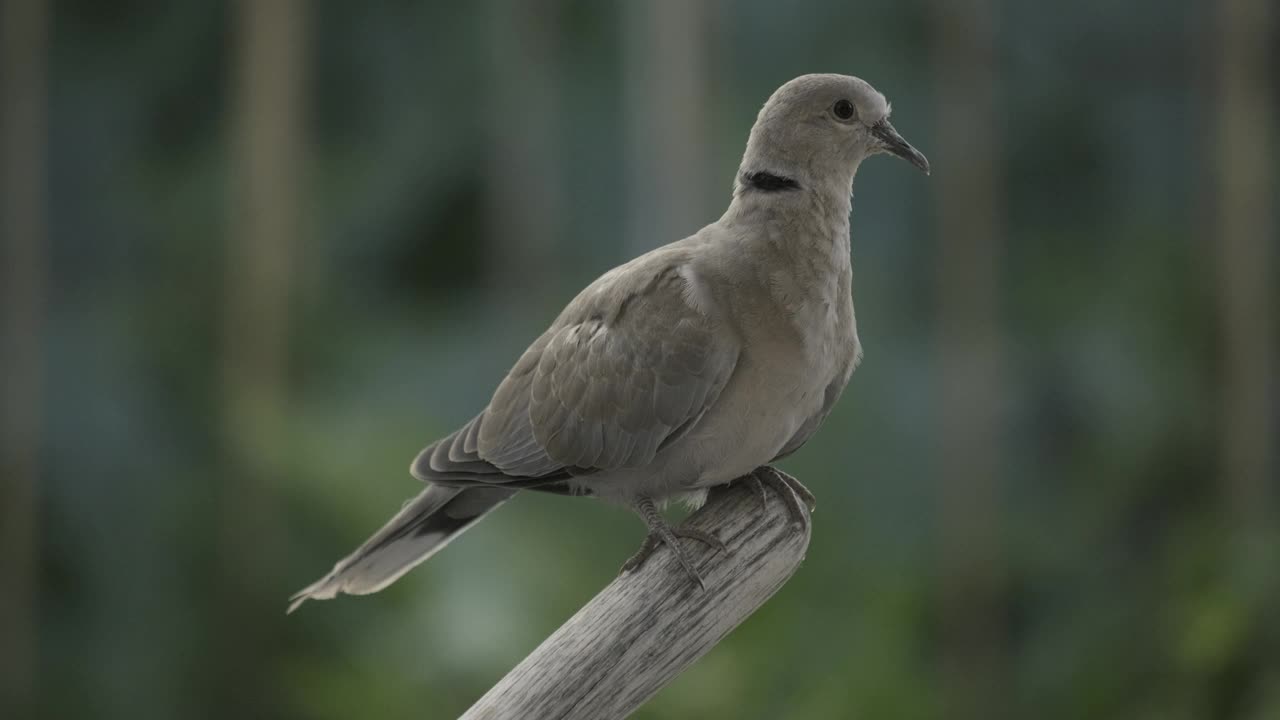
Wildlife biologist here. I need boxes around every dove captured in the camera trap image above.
[289,73,929,612]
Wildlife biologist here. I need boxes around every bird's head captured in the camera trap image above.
[738,74,929,196]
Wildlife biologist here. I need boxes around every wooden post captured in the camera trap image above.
[462,480,811,720]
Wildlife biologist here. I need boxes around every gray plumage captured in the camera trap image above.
[289,73,928,611]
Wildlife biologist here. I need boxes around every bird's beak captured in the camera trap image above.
[871,120,930,175]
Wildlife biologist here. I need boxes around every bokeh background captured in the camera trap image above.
[2,0,1277,718]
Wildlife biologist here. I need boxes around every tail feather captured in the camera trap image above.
[288,485,514,613]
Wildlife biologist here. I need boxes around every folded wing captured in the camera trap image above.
[413,257,739,485]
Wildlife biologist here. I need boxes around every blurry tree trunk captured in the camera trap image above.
[623,0,711,255]
[1212,0,1275,544]
[933,1,1007,718]
[0,0,48,715]
[220,0,305,712]
[485,0,562,309]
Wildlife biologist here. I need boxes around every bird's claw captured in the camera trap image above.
[750,465,815,527]
[619,534,660,576]
[620,498,727,591]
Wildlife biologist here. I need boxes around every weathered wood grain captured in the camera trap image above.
[461,479,812,720]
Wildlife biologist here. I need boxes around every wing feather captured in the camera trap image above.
[455,254,738,481]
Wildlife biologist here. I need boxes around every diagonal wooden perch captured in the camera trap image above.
[462,479,812,720]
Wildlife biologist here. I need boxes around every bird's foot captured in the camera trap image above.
[619,497,727,590]
[749,465,816,527]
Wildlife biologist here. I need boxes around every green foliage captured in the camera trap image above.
[28,1,1276,718]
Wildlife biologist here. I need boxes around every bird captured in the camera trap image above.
[288,73,929,613]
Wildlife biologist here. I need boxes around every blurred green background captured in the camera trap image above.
[1,0,1277,718]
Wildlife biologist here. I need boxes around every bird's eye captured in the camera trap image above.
[832,99,856,121]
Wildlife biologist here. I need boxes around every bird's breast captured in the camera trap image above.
[646,249,857,493]
[677,316,848,485]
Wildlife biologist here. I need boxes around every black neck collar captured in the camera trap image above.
[740,170,801,192]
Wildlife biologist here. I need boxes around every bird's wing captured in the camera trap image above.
[414,253,740,483]
[525,262,740,471]
[412,334,567,483]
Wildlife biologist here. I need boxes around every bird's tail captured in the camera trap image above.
[288,485,515,613]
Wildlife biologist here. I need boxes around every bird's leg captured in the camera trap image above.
[619,497,727,590]
[750,465,816,527]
